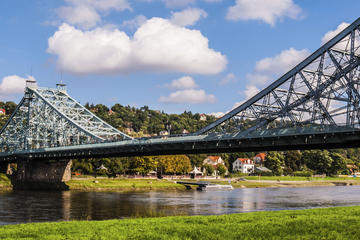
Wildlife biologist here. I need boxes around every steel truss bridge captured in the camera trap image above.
[3,17,360,162]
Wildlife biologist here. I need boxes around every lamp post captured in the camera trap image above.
[165,121,172,135]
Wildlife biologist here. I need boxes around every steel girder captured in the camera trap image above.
[0,84,132,152]
[197,17,360,136]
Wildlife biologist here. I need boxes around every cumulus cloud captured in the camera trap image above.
[57,0,131,29]
[170,8,207,27]
[321,22,349,45]
[159,89,216,104]
[209,112,224,118]
[47,18,227,75]
[243,85,259,99]
[219,73,236,85]
[226,0,302,26]
[166,76,198,90]
[255,48,310,75]
[0,75,36,96]
[122,15,147,29]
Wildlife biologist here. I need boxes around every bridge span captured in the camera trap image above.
[2,17,360,189]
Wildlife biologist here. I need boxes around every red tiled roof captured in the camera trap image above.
[237,158,254,164]
[207,156,220,162]
[254,153,266,161]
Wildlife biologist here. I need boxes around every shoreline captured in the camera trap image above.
[1,175,360,192]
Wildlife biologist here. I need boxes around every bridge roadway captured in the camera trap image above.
[1,125,360,162]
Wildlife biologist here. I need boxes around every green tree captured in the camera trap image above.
[264,152,284,176]
[203,164,214,176]
[217,164,227,176]
[284,150,303,171]
[302,150,333,175]
[329,152,347,176]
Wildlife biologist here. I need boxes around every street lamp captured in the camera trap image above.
[165,121,172,135]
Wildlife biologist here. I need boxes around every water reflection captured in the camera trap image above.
[1,186,360,225]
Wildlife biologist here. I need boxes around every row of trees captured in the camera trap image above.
[72,155,192,176]
[265,150,350,176]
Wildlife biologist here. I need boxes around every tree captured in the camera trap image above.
[203,164,214,176]
[284,150,303,171]
[302,150,333,175]
[217,164,227,177]
[329,152,347,176]
[264,152,284,176]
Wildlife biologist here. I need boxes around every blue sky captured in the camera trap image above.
[0,0,359,116]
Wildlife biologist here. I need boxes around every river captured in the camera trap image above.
[1,185,360,225]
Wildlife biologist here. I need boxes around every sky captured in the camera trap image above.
[0,0,360,116]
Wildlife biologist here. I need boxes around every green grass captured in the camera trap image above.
[67,178,184,191]
[1,206,360,239]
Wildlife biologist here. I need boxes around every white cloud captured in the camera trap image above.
[219,73,236,85]
[163,0,196,8]
[255,48,310,75]
[57,0,131,29]
[159,89,216,104]
[0,75,36,95]
[321,22,349,45]
[226,0,302,26]
[170,8,207,27]
[48,18,227,75]
[209,112,224,118]
[167,76,198,90]
[243,85,259,99]
[122,15,147,29]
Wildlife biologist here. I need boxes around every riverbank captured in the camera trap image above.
[0,206,359,239]
[1,174,360,191]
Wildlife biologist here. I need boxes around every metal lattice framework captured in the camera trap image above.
[197,17,360,137]
[0,82,132,152]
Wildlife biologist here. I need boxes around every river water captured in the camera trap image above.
[1,185,360,225]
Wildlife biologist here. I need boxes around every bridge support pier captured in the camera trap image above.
[0,162,13,175]
[11,160,72,190]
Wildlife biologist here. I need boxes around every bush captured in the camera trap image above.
[293,171,313,177]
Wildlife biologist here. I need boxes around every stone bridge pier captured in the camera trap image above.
[11,160,72,190]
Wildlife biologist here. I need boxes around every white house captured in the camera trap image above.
[203,156,225,167]
[232,158,254,173]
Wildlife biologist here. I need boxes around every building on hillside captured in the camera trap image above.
[0,108,5,115]
[253,153,266,165]
[108,109,114,115]
[232,158,254,173]
[199,114,207,121]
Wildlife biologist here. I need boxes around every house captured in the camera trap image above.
[253,153,266,165]
[108,110,114,115]
[232,158,254,173]
[203,156,227,176]
[0,108,5,115]
[199,114,207,121]
[203,156,225,167]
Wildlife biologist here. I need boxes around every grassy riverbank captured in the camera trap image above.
[67,178,184,191]
[1,174,360,191]
[1,206,360,239]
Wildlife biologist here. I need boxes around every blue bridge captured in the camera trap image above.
[2,17,360,189]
